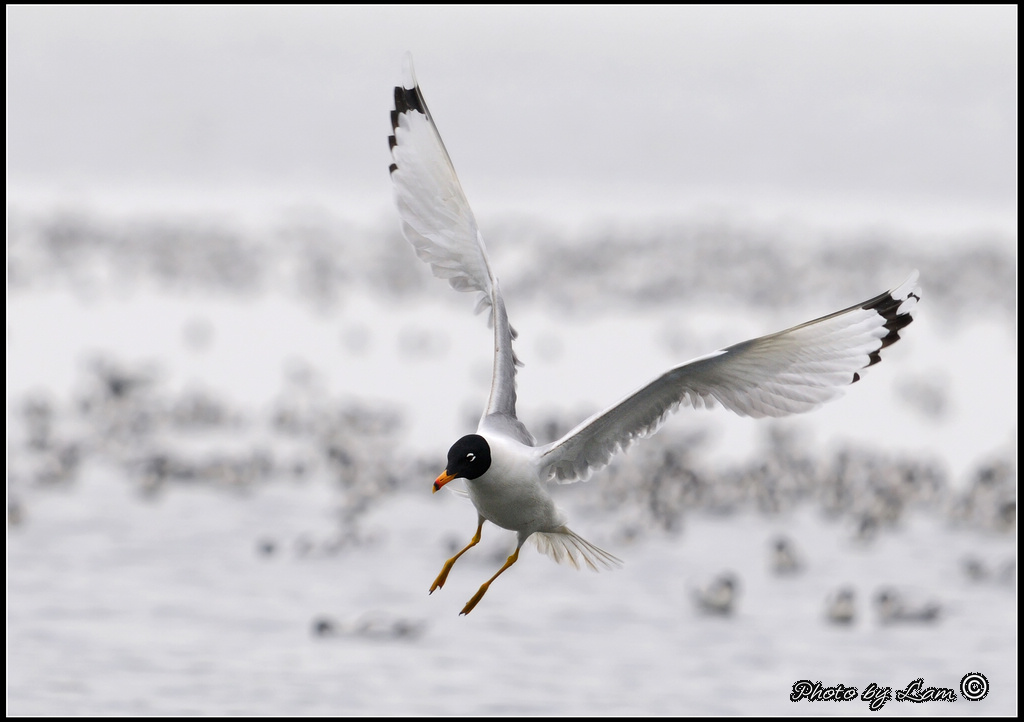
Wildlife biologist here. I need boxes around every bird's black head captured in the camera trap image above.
[433,434,491,492]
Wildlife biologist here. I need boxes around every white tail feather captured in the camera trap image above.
[530,527,623,571]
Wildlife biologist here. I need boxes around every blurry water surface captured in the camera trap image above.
[7,206,1016,715]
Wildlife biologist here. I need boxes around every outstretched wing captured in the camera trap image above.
[389,54,493,314]
[388,54,529,441]
[537,272,921,483]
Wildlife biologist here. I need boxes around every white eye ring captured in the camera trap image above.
[466,453,476,462]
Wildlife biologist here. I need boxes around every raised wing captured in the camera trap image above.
[389,54,528,438]
[537,272,921,483]
[389,55,494,313]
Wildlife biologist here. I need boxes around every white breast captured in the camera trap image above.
[466,434,565,534]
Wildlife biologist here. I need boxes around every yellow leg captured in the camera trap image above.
[430,518,484,594]
[460,547,521,615]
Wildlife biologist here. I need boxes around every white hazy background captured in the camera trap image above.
[7,6,1017,716]
[8,5,1017,229]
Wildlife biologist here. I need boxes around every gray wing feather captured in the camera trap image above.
[389,54,526,434]
[538,272,920,483]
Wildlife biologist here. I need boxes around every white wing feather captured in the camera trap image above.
[389,54,495,317]
[388,56,920,471]
[389,55,528,439]
[537,272,921,483]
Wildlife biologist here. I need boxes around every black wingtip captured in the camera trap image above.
[390,81,431,172]
[392,84,427,126]
[860,286,918,368]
